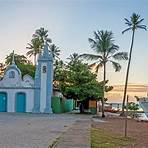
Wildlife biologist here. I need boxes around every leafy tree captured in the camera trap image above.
[5,52,31,65]
[58,54,103,113]
[17,63,35,78]
[126,102,139,118]
[53,59,66,87]
[121,13,147,115]
[80,30,128,117]
[26,37,42,65]
[5,52,35,77]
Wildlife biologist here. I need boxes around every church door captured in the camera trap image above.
[0,92,7,112]
[15,93,26,112]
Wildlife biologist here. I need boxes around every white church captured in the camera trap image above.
[0,42,53,113]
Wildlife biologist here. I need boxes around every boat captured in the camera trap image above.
[135,96,148,118]
[104,103,120,113]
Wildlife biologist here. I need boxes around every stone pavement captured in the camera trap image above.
[0,113,91,148]
[55,118,91,148]
[0,113,79,148]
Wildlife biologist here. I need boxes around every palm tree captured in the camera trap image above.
[49,44,60,60]
[67,53,80,62]
[26,37,42,65]
[121,13,147,115]
[81,30,128,117]
[33,27,52,48]
[5,52,30,65]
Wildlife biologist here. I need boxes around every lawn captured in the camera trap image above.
[91,127,134,148]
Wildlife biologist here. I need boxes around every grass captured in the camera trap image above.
[48,137,60,148]
[91,128,134,148]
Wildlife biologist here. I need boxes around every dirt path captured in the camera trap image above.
[92,116,148,147]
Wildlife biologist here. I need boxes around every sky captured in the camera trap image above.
[0,0,148,86]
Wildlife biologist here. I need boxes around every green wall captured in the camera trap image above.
[51,97,74,113]
[64,99,74,112]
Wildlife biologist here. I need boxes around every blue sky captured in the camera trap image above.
[0,0,148,85]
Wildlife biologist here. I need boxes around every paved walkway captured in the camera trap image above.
[0,113,79,148]
[55,118,91,148]
[0,113,91,148]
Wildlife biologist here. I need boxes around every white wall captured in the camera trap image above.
[0,88,34,112]
[40,63,47,113]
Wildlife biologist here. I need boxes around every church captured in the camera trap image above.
[0,42,53,113]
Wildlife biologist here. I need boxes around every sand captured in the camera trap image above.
[92,116,148,147]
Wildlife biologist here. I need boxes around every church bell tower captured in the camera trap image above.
[33,42,53,113]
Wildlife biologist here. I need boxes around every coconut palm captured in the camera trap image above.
[121,13,147,115]
[49,44,60,60]
[26,37,42,65]
[81,30,128,117]
[33,27,52,48]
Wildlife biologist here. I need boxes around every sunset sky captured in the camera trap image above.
[0,0,148,86]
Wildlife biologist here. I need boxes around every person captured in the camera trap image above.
[79,102,84,113]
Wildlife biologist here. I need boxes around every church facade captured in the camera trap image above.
[0,43,53,113]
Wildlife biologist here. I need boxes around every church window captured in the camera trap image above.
[42,66,47,73]
[9,71,15,78]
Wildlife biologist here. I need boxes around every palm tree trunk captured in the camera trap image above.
[121,30,135,116]
[102,62,106,118]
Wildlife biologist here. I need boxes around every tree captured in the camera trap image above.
[49,44,60,60]
[26,37,42,65]
[0,63,5,76]
[33,27,52,48]
[5,52,31,65]
[17,63,35,78]
[80,30,128,117]
[5,52,35,77]
[53,59,65,87]
[27,27,52,65]
[67,53,79,62]
[121,13,147,115]
[127,102,139,118]
[58,54,103,113]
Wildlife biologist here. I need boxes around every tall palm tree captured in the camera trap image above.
[121,13,147,115]
[49,44,60,60]
[26,37,42,65]
[81,30,128,117]
[33,27,52,48]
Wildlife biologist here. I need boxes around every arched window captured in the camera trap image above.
[9,71,15,78]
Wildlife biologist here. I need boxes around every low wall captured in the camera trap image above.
[51,97,74,113]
